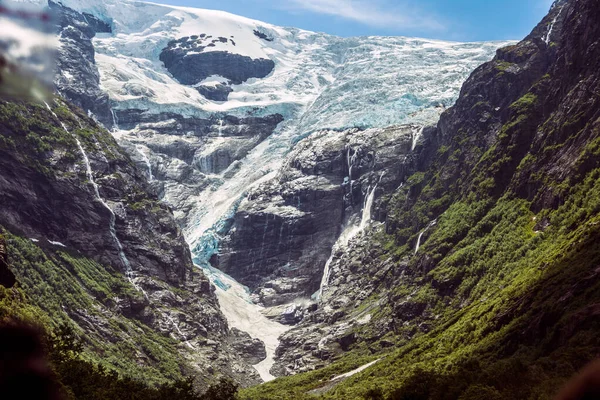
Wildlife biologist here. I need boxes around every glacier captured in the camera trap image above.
[48,0,513,380]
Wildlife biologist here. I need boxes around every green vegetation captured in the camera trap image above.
[1,228,186,385]
[0,226,242,399]
[239,354,379,400]
[239,164,600,400]
[0,100,131,177]
[494,61,515,77]
[509,93,538,114]
[49,324,239,400]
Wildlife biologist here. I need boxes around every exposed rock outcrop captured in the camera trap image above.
[50,1,113,127]
[196,84,234,102]
[160,36,275,86]
[216,125,421,305]
[229,328,267,365]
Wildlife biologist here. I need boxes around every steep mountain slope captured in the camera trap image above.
[0,98,262,388]
[238,0,600,397]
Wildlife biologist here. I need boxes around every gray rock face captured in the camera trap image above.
[50,1,113,127]
[196,84,234,101]
[115,110,283,141]
[228,328,267,365]
[160,36,275,86]
[271,224,399,375]
[215,126,418,306]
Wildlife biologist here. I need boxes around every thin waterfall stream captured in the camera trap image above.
[318,171,385,300]
[45,101,143,295]
[414,219,437,255]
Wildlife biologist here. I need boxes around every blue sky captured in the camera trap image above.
[155,0,555,41]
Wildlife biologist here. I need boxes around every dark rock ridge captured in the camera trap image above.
[50,1,113,127]
[0,99,262,386]
[253,30,273,42]
[215,126,419,306]
[196,83,234,102]
[115,109,283,140]
[271,0,600,381]
[160,35,275,93]
[228,328,267,365]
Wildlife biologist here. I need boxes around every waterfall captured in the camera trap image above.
[414,219,437,255]
[110,108,119,131]
[346,146,353,179]
[45,102,139,291]
[317,253,334,300]
[411,126,424,151]
[360,172,385,229]
[165,314,195,350]
[346,146,364,204]
[136,144,153,181]
[544,6,563,44]
[259,214,271,265]
[277,222,285,250]
[73,134,136,285]
[218,119,224,136]
[317,219,365,300]
[347,146,354,201]
[319,172,385,300]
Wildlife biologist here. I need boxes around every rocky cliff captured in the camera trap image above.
[216,125,419,306]
[0,98,263,387]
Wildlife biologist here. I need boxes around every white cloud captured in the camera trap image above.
[284,0,444,32]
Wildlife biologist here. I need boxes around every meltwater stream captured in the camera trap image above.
[415,219,437,255]
[185,118,307,381]
[202,265,290,381]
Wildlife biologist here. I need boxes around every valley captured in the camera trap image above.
[0,0,599,399]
